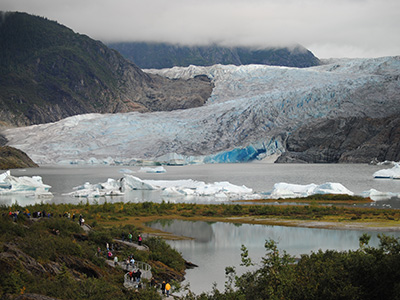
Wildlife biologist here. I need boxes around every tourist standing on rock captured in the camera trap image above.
[165,282,171,297]
[138,234,142,246]
[161,281,166,295]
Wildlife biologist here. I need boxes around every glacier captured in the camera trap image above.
[2,56,400,165]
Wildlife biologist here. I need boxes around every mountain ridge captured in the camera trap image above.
[0,12,213,126]
[108,42,320,69]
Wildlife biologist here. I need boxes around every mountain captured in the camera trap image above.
[0,12,213,126]
[3,57,400,164]
[108,42,320,69]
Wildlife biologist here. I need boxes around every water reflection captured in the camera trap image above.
[148,219,400,294]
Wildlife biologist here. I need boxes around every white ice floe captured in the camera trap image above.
[0,170,52,197]
[373,164,400,179]
[139,166,166,173]
[361,189,400,201]
[64,174,255,201]
[264,182,354,199]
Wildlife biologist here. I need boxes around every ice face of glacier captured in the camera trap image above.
[3,56,400,165]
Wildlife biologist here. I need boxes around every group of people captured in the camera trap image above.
[128,269,142,282]
[161,280,172,297]
[122,232,142,245]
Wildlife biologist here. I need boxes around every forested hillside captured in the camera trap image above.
[0,12,213,126]
[108,42,320,69]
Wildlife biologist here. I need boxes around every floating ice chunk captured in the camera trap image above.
[139,166,166,173]
[313,182,354,195]
[122,175,157,190]
[119,168,135,174]
[66,174,255,201]
[373,164,400,179]
[361,189,400,201]
[266,182,354,199]
[0,170,52,197]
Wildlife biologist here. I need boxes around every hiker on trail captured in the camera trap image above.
[165,282,171,297]
[106,242,109,251]
[138,234,142,246]
[136,269,141,283]
[128,232,132,243]
[161,281,166,295]
[114,256,118,266]
[130,258,135,267]
[97,247,101,256]
[107,251,113,260]
[129,271,134,281]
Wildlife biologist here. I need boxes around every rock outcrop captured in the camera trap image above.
[0,146,38,169]
[276,115,400,163]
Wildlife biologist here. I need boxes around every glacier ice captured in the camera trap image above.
[3,56,400,165]
[373,164,400,179]
[0,170,52,197]
[361,189,400,201]
[64,174,256,201]
[264,182,355,199]
[139,166,167,173]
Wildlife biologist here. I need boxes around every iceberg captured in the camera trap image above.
[139,166,166,173]
[64,174,256,201]
[0,170,52,197]
[264,182,354,199]
[373,164,400,179]
[361,189,400,201]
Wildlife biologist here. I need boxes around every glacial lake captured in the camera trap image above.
[148,219,400,295]
[1,162,400,207]
[2,163,400,294]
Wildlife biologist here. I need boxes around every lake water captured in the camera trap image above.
[2,162,400,207]
[3,163,400,294]
[148,219,400,295]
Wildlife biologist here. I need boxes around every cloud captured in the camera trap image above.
[2,0,400,58]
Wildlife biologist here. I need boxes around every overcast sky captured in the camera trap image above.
[2,0,400,59]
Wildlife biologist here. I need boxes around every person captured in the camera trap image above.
[129,271,134,281]
[128,232,132,243]
[130,257,135,267]
[165,282,171,297]
[138,234,142,246]
[136,269,141,283]
[106,242,109,251]
[114,256,118,266]
[161,281,166,295]
[107,251,113,260]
